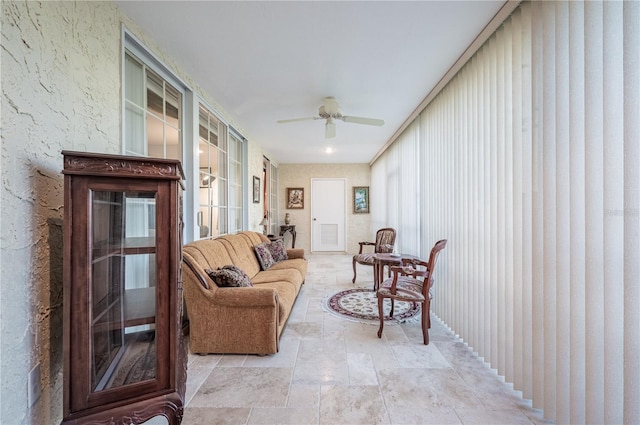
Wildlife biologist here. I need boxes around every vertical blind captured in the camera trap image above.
[370,1,639,423]
[371,120,421,254]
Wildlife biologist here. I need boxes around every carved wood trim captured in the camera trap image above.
[62,394,184,425]
[62,150,184,180]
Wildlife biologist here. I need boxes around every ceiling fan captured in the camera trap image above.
[277,97,384,139]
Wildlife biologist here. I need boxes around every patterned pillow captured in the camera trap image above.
[254,243,276,270]
[221,265,252,282]
[267,239,288,262]
[205,265,253,288]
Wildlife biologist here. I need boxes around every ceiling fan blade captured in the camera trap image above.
[277,117,318,124]
[325,121,336,139]
[341,116,385,126]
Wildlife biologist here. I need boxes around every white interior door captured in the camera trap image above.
[311,179,346,252]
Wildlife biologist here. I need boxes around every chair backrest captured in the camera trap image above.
[375,228,397,253]
[399,258,431,281]
[425,239,447,291]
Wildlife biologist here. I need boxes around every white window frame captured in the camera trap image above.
[122,29,249,243]
[191,98,248,241]
[122,30,189,161]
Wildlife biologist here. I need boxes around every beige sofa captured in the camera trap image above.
[181,231,307,355]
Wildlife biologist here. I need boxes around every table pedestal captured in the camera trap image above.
[279,225,296,248]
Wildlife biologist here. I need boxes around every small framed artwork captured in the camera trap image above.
[353,186,369,214]
[287,187,304,209]
[253,176,260,203]
[200,167,213,188]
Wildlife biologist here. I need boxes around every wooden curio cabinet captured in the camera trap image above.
[61,151,186,425]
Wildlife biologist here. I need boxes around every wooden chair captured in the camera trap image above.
[376,239,447,345]
[351,227,397,284]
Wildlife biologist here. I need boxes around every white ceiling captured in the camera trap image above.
[115,1,506,164]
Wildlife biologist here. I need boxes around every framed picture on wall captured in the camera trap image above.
[253,176,260,203]
[287,187,304,209]
[353,186,369,214]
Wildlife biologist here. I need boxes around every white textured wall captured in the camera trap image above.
[0,2,253,424]
[278,164,371,254]
[1,2,122,423]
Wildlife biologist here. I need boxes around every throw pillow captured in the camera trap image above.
[267,239,288,262]
[220,265,252,283]
[205,266,253,288]
[254,242,276,270]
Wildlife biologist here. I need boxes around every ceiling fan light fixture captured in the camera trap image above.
[325,119,336,139]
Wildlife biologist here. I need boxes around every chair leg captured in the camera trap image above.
[352,259,357,283]
[389,299,395,318]
[377,294,385,338]
[421,302,429,345]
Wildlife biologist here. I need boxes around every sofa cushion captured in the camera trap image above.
[220,233,262,278]
[254,242,276,270]
[183,239,235,272]
[265,258,307,282]
[252,267,303,287]
[205,265,253,288]
[268,239,288,262]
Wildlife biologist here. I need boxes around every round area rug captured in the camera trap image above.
[323,288,420,325]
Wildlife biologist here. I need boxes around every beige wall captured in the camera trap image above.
[278,164,372,254]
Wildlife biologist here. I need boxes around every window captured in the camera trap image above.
[124,52,182,160]
[123,31,247,243]
[198,106,227,238]
[197,105,245,239]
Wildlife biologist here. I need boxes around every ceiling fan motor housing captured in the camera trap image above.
[319,97,343,119]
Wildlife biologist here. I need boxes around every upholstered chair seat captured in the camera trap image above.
[353,253,377,264]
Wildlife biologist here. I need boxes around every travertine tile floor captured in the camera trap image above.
[181,254,552,425]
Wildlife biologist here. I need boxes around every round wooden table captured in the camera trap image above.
[373,253,421,291]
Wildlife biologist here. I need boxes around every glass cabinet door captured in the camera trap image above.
[63,151,185,425]
[90,189,158,392]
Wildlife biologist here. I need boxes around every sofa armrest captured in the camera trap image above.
[286,248,305,259]
[213,286,278,308]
